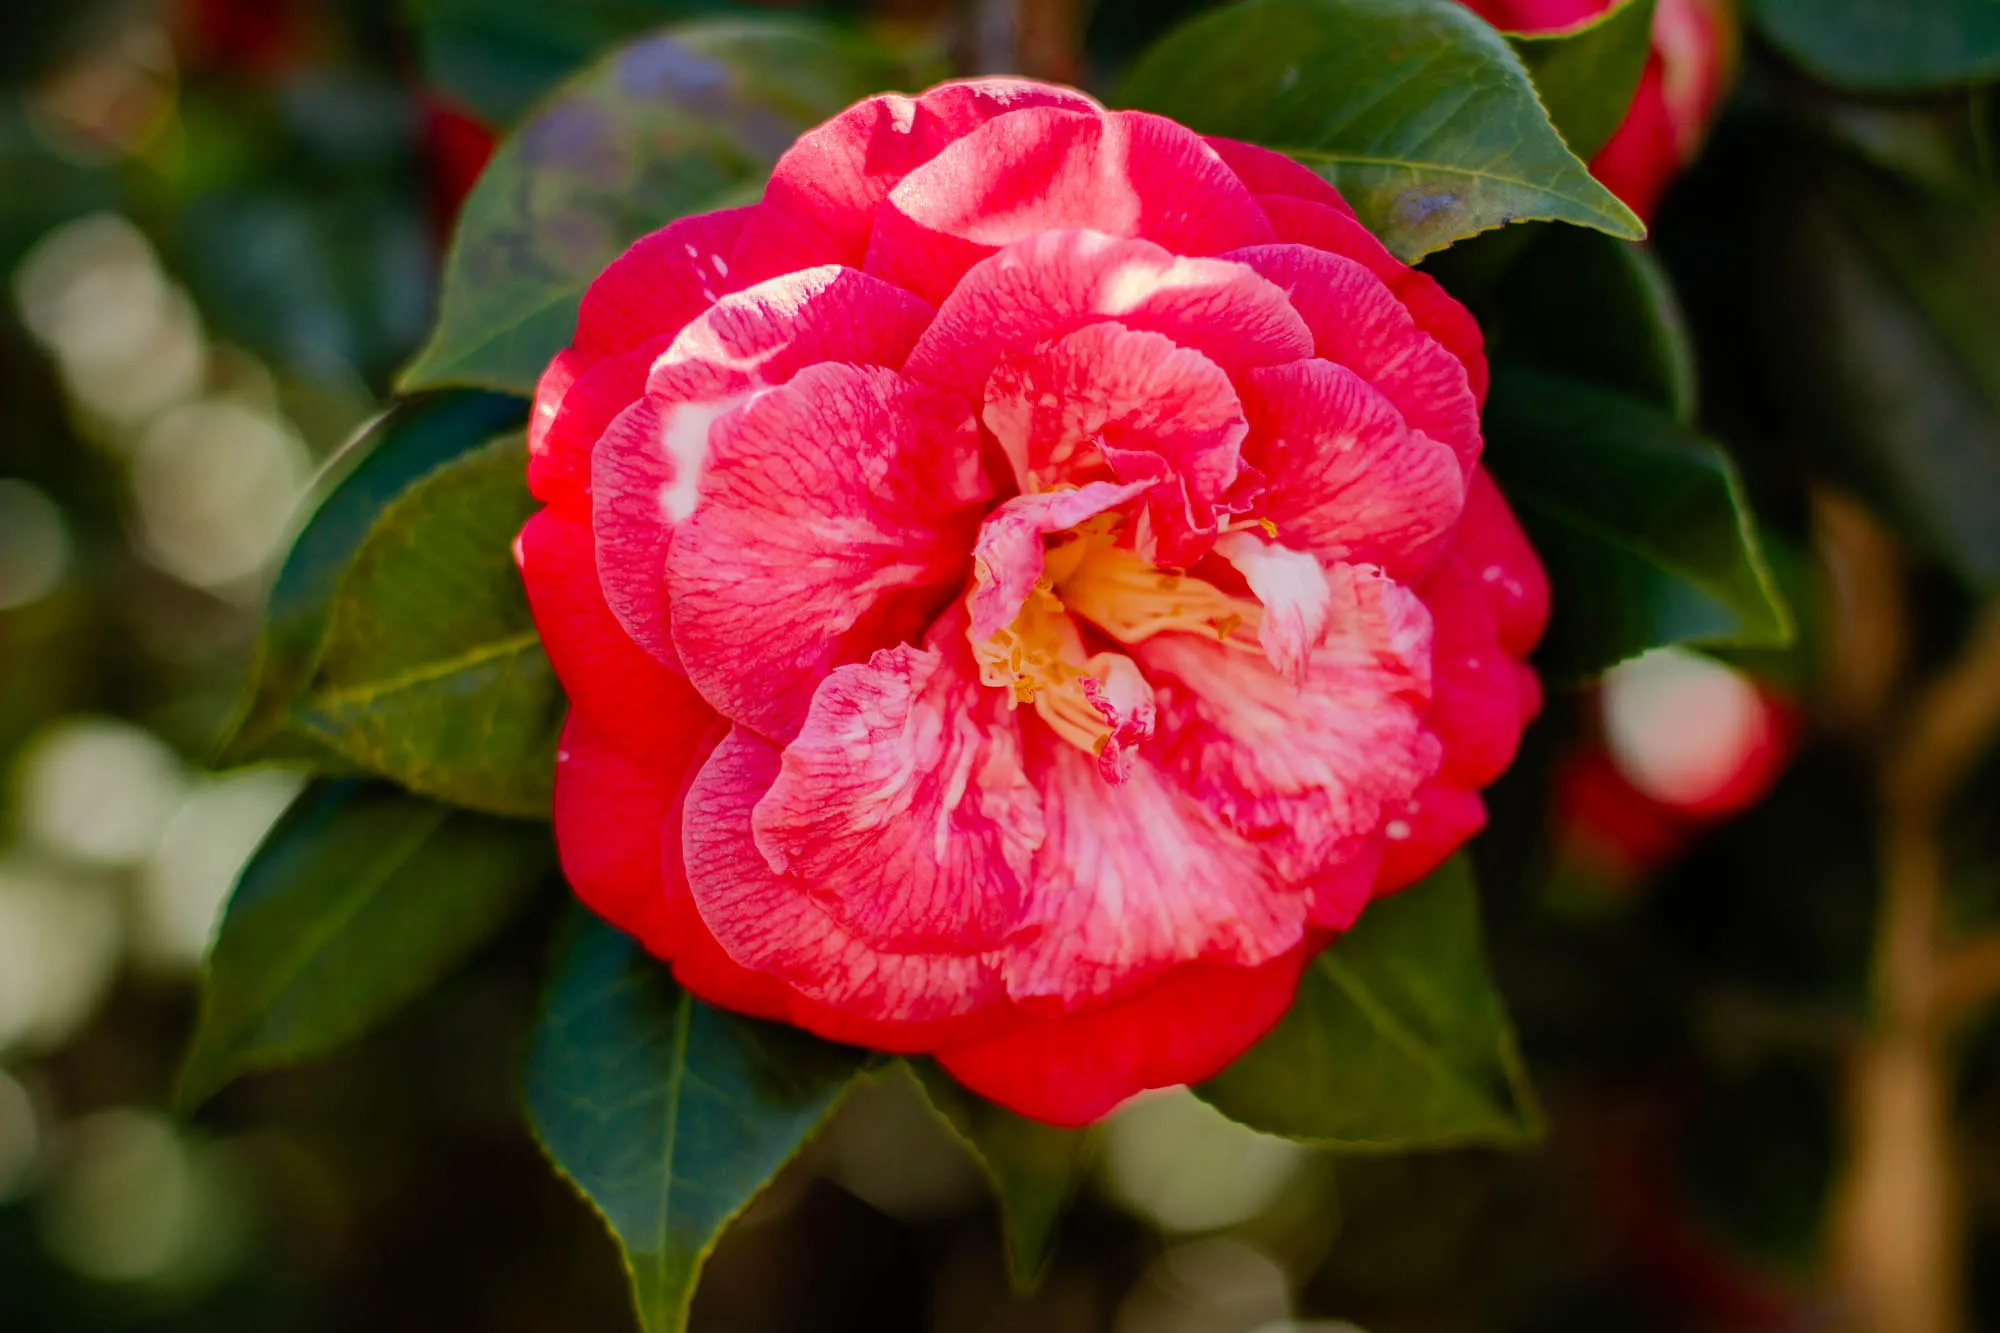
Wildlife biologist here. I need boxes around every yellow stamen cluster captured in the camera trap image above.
[971,516,1264,762]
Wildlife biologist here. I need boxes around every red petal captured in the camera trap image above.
[937,943,1314,1127]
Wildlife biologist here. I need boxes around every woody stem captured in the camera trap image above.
[1831,601,2000,1333]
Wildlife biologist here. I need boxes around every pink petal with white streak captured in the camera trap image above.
[906,229,1311,407]
[868,109,1275,305]
[667,364,990,741]
[1241,358,1465,578]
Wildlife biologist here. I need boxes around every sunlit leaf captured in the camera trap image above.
[1115,0,1643,261]
[221,391,526,767]
[290,435,562,818]
[525,912,867,1333]
[178,781,551,1110]
[400,18,913,396]
[1506,0,1658,161]
[1197,858,1542,1149]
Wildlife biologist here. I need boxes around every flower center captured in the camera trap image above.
[970,516,1263,777]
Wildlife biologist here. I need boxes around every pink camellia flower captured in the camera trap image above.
[1461,0,1737,220]
[515,78,1548,1126]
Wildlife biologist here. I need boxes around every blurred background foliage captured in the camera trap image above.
[2,1,2000,1331]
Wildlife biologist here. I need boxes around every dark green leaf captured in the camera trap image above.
[1114,0,1642,261]
[411,0,732,125]
[1196,858,1541,1149]
[907,1062,1091,1289]
[526,912,866,1333]
[1487,224,1697,422]
[178,781,551,1110]
[220,391,527,767]
[1748,0,2000,92]
[1783,87,1997,197]
[400,18,913,396]
[1765,159,2000,586]
[290,435,562,818]
[1482,369,1793,679]
[1507,0,1659,161]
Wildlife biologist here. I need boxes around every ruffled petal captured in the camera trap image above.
[728,79,1102,285]
[591,379,747,667]
[1228,243,1482,474]
[1003,736,1305,1007]
[1139,563,1439,888]
[649,264,934,397]
[591,267,941,670]
[751,624,1043,955]
[575,207,751,359]
[1453,468,1552,657]
[968,482,1153,640]
[527,209,755,505]
[984,322,1249,562]
[905,229,1311,405]
[552,713,706,961]
[1213,530,1331,683]
[1374,782,1487,895]
[938,941,1314,1126]
[515,506,719,755]
[528,337,666,512]
[1241,359,1465,578]
[1419,550,1539,790]
[868,109,1276,304]
[668,364,990,741]
[1253,193,1489,402]
[682,726,1005,1040]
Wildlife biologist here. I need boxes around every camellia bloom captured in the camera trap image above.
[1460,0,1737,220]
[516,78,1548,1126]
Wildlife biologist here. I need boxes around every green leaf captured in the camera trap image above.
[906,1062,1092,1290]
[1486,224,1697,422]
[411,0,733,125]
[525,912,867,1333]
[1748,0,2000,92]
[1507,0,1659,161]
[1114,0,1643,261]
[220,391,527,767]
[290,435,563,818]
[1196,858,1542,1149]
[400,18,914,396]
[1482,369,1793,679]
[178,781,551,1110]
[1766,158,2000,587]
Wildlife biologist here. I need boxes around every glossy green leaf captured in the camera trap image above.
[526,912,867,1333]
[1482,369,1793,679]
[401,19,912,396]
[1766,160,2000,587]
[1114,0,1643,261]
[907,1062,1092,1289]
[1487,224,1697,422]
[1749,0,2000,92]
[178,781,551,1110]
[220,392,527,767]
[290,435,562,818]
[1507,0,1658,161]
[1197,858,1541,1149]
